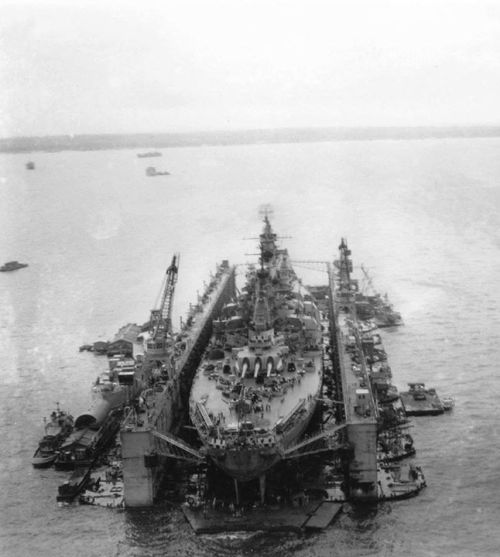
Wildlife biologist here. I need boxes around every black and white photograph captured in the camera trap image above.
[1,1,499,556]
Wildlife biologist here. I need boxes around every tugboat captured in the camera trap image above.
[0,261,28,272]
[189,215,324,484]
[32,404,74,468]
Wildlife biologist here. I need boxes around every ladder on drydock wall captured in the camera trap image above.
[283,423,348,459]
[151,430,205,463]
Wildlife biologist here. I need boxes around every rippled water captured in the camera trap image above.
[1,137,499,556]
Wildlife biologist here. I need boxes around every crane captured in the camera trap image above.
[147,254,179,355]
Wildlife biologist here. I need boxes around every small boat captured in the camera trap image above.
[26,161,35,169]
[32,405,74,468]
[441,396,455,411]
[0,261,28,272]
[146,166,170,176]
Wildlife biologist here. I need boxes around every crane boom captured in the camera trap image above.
[150,254,179,341]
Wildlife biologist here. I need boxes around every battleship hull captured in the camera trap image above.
[206,377,321,482]
[189,217,324,482]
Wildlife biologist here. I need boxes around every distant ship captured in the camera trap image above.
[146,166,170,176]
[0,261,28,272]
[26,161,35,169]
[137,152,162,158]
[189,216,324,482]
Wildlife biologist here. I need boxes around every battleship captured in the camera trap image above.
[189,216,324,483]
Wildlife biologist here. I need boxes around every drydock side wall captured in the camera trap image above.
[327,263,378,501]
[121,266,236,507]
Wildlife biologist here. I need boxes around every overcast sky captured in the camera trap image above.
[1,0,500,137]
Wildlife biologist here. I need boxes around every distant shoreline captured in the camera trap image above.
[1,126,500,153]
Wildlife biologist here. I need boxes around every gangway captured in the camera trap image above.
[152,430,205,463]
[283,423,347,459]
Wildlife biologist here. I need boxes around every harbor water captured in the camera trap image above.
[1,136,499,556]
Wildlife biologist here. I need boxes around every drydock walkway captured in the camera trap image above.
[182,500,343,534]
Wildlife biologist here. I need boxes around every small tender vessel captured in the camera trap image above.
[441,396,455,411]
[0,261,28,272]
[32,404,74,468]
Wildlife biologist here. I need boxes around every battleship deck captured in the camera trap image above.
[189,349,323,443]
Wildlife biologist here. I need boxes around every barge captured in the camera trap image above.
[400,382,445,416]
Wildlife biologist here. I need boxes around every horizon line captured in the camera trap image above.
[3,123,500,142]
[2,125,500,154]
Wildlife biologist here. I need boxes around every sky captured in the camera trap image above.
[1,0,500,137]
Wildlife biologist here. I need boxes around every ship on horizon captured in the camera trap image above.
[189,216,324,483]
[137,151,162,158]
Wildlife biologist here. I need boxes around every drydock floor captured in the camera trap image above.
[182,500,343,534]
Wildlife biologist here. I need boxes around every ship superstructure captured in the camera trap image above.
[189,217,324,483]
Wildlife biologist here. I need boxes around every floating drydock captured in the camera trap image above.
[47,218,430,530]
